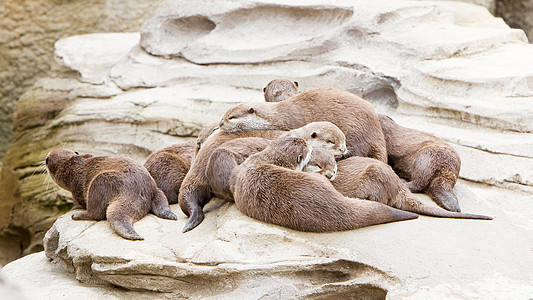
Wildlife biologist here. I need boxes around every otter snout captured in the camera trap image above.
[325,172,335,181]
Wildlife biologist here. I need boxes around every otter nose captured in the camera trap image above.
[325,173,333,180]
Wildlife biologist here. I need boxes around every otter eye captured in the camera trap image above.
[263,87,266,93]
[74,151,79,155]
[294,81,299,87]
[45,157,49,164]
[248,107,255,114]
[297,155,302,163]
[228,116,236,120]
[327,140,334,144]
[311,132,318,138]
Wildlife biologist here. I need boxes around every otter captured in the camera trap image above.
[46,148,177,240]
[306,148,491,220]
[218,87,387,162]
[180,121,348,232]
[206,121,346,202]
[144,141,196,204]
[263,79,299,103]
[229,137,418,232]
[378,114,462,212]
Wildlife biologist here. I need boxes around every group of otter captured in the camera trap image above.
[46,79,492,240]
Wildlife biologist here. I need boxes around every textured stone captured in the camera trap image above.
[0,0,161,157]
[0,1,532,297]
[3,181,533,299]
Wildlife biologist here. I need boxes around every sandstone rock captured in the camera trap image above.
[0,2,532,297]
[0,0,161,157]
[3,180,532,299]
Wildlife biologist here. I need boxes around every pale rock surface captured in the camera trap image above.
[1,0,533,298]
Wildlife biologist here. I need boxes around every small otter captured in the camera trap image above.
[303,147,338,181]
[230,137,418,232]
[378,114,462,212]
[180,122,348,232]
[179,128,287,233]
[306,149,491,220]
[46,148,177,240]
[263,79,299,102]
[144,141,196,204]
[219,87,387,162]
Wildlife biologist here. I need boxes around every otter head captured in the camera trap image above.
[219,103,274,133]
[288,122,348,159]
[303,147,337,181]
[264,137,312,171]
[45,148,92,191]
[263,79,299,103]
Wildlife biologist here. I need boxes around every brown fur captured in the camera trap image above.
[309,152,491,220]
[229,137,418,232]
[207,137,271,201]
[179,122,348,232]
[46,148,177,240]
[378,114,462,212]
[263,79,299,103]
[303,148,338,180]
[219,87,387,162]
[195,122,220,157]
[179,128,287,232]
[144,141,196,204]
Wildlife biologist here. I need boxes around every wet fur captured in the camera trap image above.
[144,141,196,204]
[219,87,387,162]
[229,137,418,232]
[46,148,177,240]
[378,114,462,212]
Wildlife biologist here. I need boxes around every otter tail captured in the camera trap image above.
[394,191,492,220]
[339,199,419,230]
[107,201,144,240]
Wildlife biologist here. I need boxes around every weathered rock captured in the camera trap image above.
[0,0,161,157]
[3,181,533,299]
[496,0,533,41]
[0,0,532,297]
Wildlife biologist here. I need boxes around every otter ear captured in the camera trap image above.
[311,132,318,138]
[248,107,255,114]
[297,155,303,163]
[294,81,299,87]
[263,87,266,93]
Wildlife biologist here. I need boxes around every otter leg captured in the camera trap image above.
[151,189,177,220]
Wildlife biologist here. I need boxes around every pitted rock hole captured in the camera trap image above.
[160,16,216,54]
[204,6,353,50]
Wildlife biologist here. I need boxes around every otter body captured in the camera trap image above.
[325,155,492,220]
[378,114,462,212]
[207,137,271,201]
[180,122,348,232]
[230,137,418,232]
[144,141,196,204]
[219,88,387,162]
[46,148,177,240]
